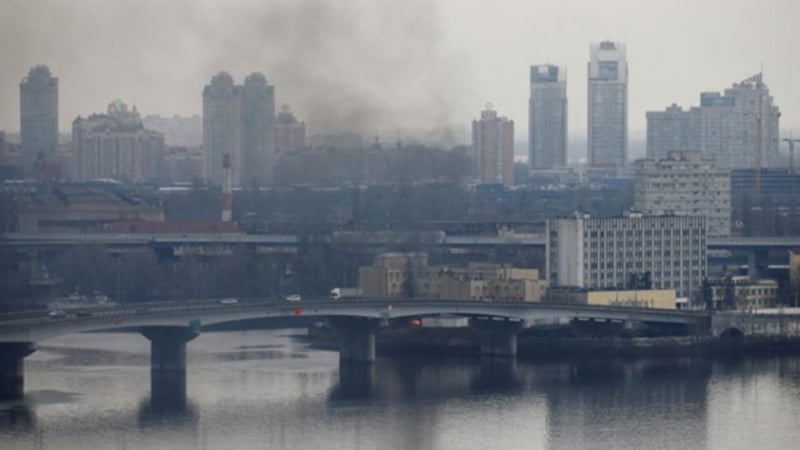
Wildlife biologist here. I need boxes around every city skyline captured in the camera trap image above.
[0,0,798,144]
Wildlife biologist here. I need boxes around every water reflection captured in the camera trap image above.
[329,362,375,400]
[4,331,800,450]
[137,396,197,428]
[543,358,711,449]
[0,402,35,431]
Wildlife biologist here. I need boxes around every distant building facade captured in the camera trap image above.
[730,168,800,197]
[528,65,567,171]
[11,182,164,233]
[546,214,707,298]
[202,72,275,188]
[547,287,677,310]
[646,104,697,156]
[274,105,306,157]
[634,151,731,237]
[141,115,202,147]
[20,65,59,168]
[646,74,780,169]
[72,100,165,182]
[203,72,241,187]
[240,73,275,187]
[358,253,547,302]
[709,275,778,309]
[160,146,205,185]
[472,105,514,187]
[587,41,628,168]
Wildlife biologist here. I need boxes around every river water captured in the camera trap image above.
[2,329,800,450]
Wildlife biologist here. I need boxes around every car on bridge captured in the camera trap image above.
[285,294,302,302]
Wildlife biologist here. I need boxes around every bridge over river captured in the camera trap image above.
[0,298,712,402]
[2,298,799,404]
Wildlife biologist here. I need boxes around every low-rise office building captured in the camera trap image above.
[546,213,707,298]
[358,253,547,301]
[547,287,677,309]
[709,275,778,309]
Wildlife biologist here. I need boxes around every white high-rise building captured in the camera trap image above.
[203,72,241,187]
[72,100,165,182]
[646,74,780,169]
[634,152,731,237]
[587,41,628,169]
[202,72,275,187]
[529,65,567,171]
[546,213,707,298]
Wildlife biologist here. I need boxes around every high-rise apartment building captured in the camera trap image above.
[471,105,514,187]
[646,104,697,156]
[141,115,202,147]
[546,213,707,298]
[72,100,165,182]
[634,151,731,237]
[646,74,780,169]
[274,105,306,157]
[202,72,276,187]
[203,72,241,187]
[20,65,58,168]
[587,41,628,168]
[240,73,275,186]
[529,65,567,171]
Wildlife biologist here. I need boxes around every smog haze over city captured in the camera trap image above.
[3,2,800,450]
[1,0,799,144]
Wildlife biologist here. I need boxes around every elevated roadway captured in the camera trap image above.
[3,232,799,251]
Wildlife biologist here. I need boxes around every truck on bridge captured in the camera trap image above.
[330,287,362,300]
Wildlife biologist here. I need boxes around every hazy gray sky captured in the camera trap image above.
[1,0,798,144]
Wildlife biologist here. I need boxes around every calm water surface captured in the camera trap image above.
[2,329,800,450]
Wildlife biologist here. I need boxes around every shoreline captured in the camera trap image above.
[306,325,800,360]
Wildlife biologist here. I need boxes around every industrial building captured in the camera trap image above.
[8,181,163,233]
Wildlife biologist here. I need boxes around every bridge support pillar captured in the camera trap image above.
[140,326,199,407]
[471,318,523,358]
[329,317,379,364]
[0,342,36,400]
